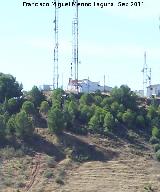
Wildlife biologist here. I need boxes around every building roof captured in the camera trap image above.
[147,84,160,88]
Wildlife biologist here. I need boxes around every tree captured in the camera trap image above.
[122,109,135,128]
[52,88,65,101]
[101,97,113,107]
[22,101,35,115]
[0,73,23,103]
[47,107,64,134]
[151,117,160,128]
[88,115,100,133]
[111,85,138,110]
[0,115,6,137]
[68,100,78,117]
[52,88,65,107]
[94,95,102,106]
[110,102,125,116]
[136,115,145,128]
[6,115,16,136]
[79,104,93,124]
[15,111,34,137]
[40,101,50,114]
[104,112,115,132]
[6,98,20,114]
[28,86,45,108]
[117,111,123,122]
[88,106,106,134]
[147,105,157,120]
[79,93,94,106]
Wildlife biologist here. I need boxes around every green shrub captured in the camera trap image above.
[73,154,89,162]
[156,149,160,161]
[40,101,49,114]
[28,86,45,108]
[144,183,154,192]
[7,98,19,114]
[46,156,56,168]
[152,126,160,139]
[149,136,160,145]
[88,107,106,134]
[47,107,64,134]
[15,181,25,188]
[0,146,25,159]
[122,109,135,128]
[6,116,16,136]
[4,178,13,187]
[154,144,160,152]
[136,115,145,128]
[103,112,115,132]
[44,170,54,178]
[55,177,64,185]
[15,111,34,137]
[22,101,35,115]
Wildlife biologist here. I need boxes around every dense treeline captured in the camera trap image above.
[0,73,46,139]
[48,86,160,141]
[1,72,160,146]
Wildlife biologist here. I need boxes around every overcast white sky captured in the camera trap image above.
[0,0,160,91]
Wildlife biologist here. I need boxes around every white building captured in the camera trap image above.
[67,78,112,93]
[134,90,144,97]
[147,84,160,98]
[39,84,52,91]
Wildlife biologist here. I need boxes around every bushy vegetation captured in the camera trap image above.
[1,72,160,154]
[40,101,50,115]
[154,144,160,152]
[44,85,160,142]
[15,111,34,137]
[0,73,44,140]
[156,150,160,161]
[22,101,35,115]
[48,107,64,134]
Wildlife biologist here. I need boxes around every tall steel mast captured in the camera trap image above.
[141,52,151,96]
[72,0,79,91]
[53,0,59,89]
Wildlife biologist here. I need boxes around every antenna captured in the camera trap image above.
[104,75,106,92]
[61,73,63,89]
[88,76,89,93]
[141,51,151,97]
[53,0,59,89]
[71,63,73,78]
[72,0,79,92]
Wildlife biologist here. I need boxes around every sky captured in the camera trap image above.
[0,0,160,91]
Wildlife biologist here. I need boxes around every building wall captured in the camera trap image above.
[67,79,112,93]
[134,90,144,97]
[147,84,160,97]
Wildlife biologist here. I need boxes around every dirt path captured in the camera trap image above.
[25,153,41,192]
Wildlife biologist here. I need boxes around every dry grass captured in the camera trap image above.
[0,128,160,192]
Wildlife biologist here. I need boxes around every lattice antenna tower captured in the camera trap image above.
[72,0,79,91]
[141,52,151,96]
[53,0,59,89]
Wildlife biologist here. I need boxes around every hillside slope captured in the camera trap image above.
[57,132,160,192]
[0,128,160,192]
